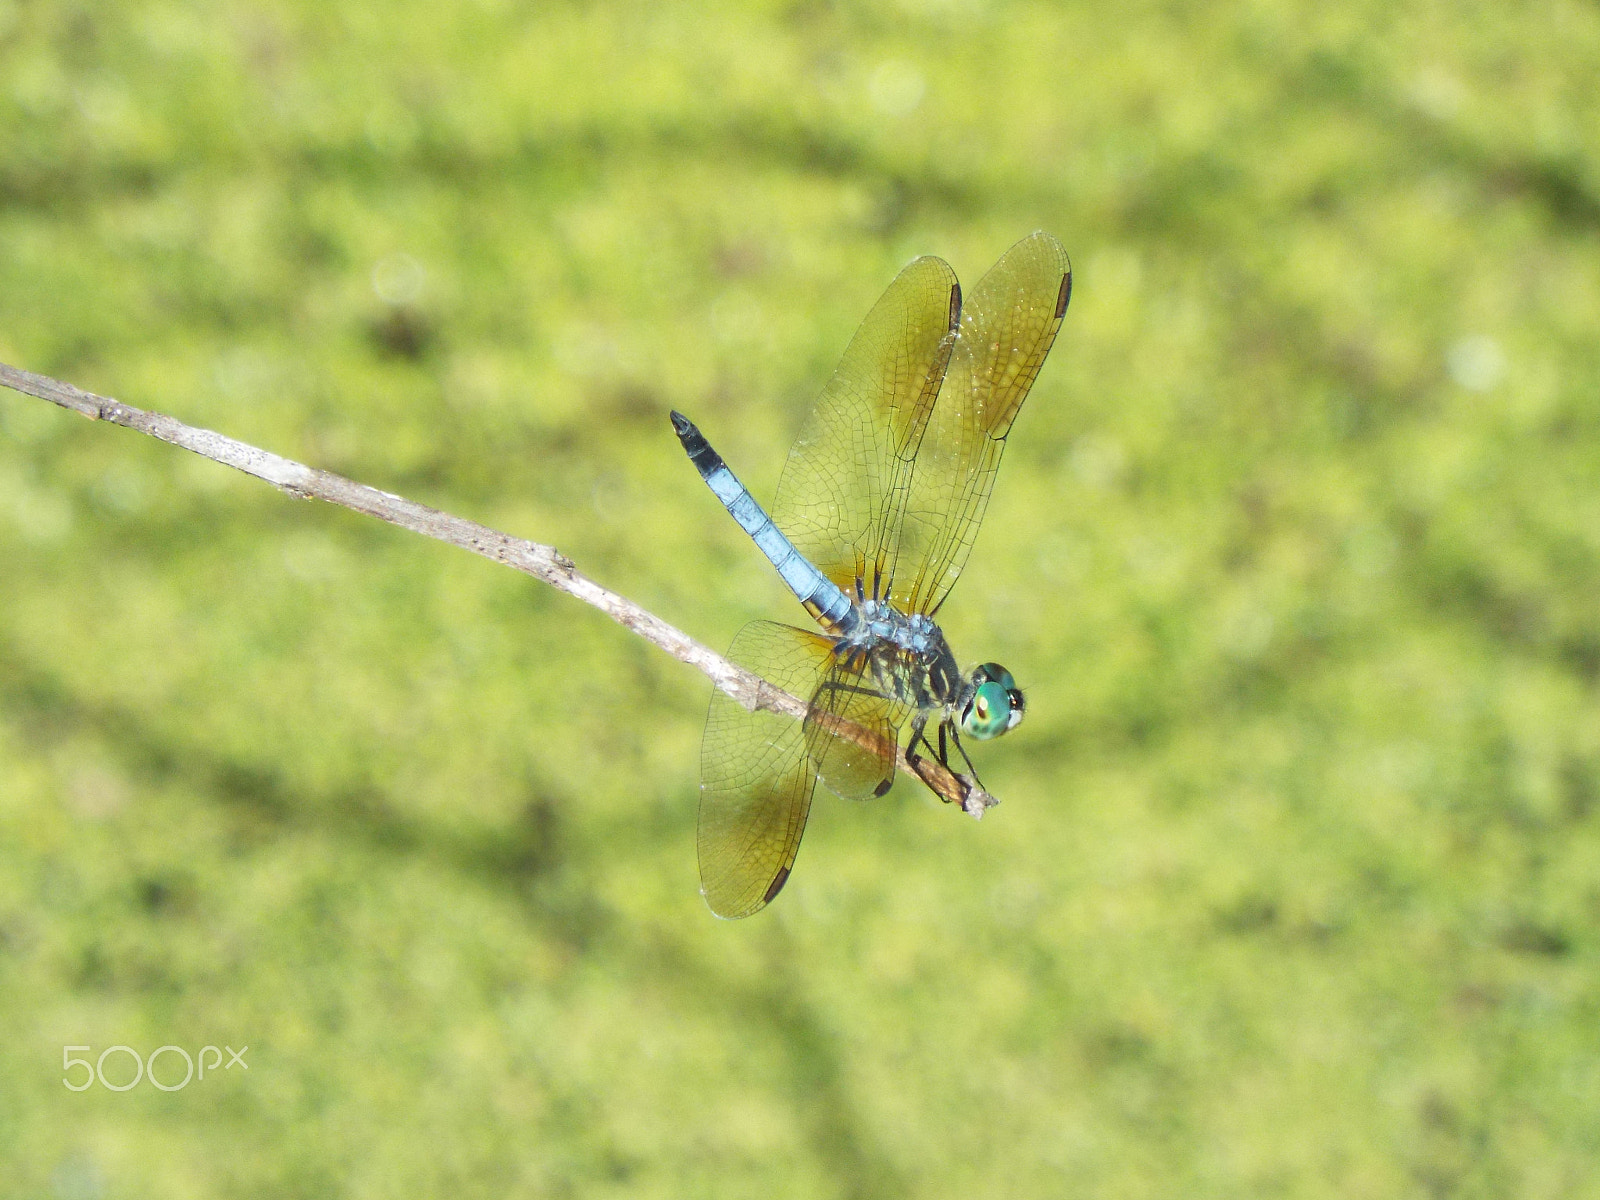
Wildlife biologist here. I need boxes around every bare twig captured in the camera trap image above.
[0,360,995,815]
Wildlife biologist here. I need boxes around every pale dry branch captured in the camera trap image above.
[0,360,994,815]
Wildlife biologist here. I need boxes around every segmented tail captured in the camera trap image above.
[671,411,854,631]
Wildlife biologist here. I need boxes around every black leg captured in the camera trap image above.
[904,718,980,807]
[906,713,969,806]
[806,668,896,713]
[904,713,930,769]
[945,721,985,790]
[812,679,884,703]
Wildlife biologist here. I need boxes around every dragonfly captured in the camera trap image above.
[671,231,1071,918]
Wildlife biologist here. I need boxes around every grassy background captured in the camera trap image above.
[3,0,1600,1195]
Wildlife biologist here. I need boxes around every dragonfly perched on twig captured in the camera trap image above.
[672,231,1071,918]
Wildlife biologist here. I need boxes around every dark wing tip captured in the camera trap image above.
[947,281,963,334]
[1055,270,1072,319]
[761,864,793,905]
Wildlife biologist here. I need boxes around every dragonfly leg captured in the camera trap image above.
[940,720,987,793]
[903,713,954,796]
[902,714,973,807]
[904,712,931,771]
[810,647,887,706]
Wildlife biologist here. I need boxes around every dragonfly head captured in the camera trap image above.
[958,663,1025,740]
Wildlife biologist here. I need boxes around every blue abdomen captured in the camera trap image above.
[671,411,855,631]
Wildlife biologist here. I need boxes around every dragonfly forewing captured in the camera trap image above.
[771,254,960,601]
[892,231,1072,616]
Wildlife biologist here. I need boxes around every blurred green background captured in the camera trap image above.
[3,0,1599,1194]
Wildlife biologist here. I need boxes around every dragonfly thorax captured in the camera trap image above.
[836,599,963,711]
[844,599,942,653]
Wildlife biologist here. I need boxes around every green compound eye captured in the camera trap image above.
[961,663,1024,741]
[961,680,1013,739]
